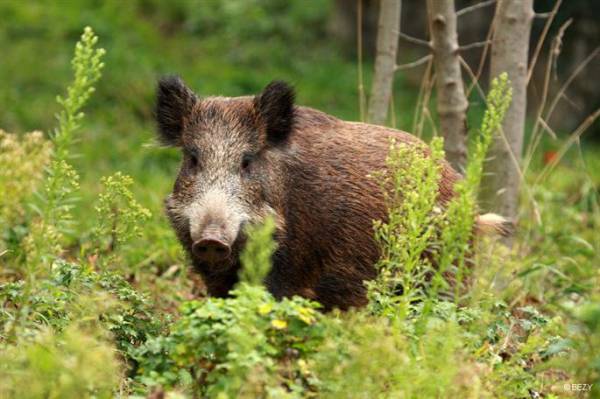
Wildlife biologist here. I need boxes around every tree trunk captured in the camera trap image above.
[482,0,534,231]
[427,0,469,173]
[368,0,401,125]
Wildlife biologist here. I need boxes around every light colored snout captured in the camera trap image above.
[186,188,247,264]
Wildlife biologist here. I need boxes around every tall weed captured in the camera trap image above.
[24,27,105,269]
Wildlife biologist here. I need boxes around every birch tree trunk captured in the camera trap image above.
[482,0,534,229]
[427,0,468,173]
[368,0,401,125]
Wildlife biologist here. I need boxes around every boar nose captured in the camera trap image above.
[192,235,231,263]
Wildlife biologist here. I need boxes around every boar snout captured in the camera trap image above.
[191,225,232,264]
[192,238,231,263]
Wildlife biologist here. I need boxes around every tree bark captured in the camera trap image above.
[482,0,534,229]
[368,0,401,125]
[427,0,469,173]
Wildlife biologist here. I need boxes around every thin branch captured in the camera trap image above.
[558,92,582,111]
[395,55,432,70]
[535,108,600,185]
[544,46,600,124]
[537,117,558,139]
[495,113,543,225]
[458,56,487,101]
[417,70,436,138]
[422,107,439,138]
[527,0,562,84]
[466,6,497,96]
[535,12,552,18]
[395,30,431,48]
[525,21,566,170]
[459,40,491,52]
[494,105,543,226]
[411,57,434,135]
[389,90,396,128]
[456,0,496,17]
[523,115,559,176]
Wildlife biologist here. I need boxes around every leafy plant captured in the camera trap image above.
[23,160,80,268]
[0,130,52,229]
[135,219,324,398]
[92,172,152,262]
[0,325,119,399]
[435,73,512,303]
[368,73,512,322]
[238,216,277,286]
[0,27,162,399]
[0,260,162,357]
[52,26,106,161]
[367,137,445,319]
[24,26,105,269]
[311,313,480,399]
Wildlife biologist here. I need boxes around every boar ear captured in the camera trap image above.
[254,81,295,144]
[156,76,198,146]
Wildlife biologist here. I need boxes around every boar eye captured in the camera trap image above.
[187,151,199,168]
[241,153,254,173]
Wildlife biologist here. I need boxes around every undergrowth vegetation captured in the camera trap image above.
[1,21,599,399]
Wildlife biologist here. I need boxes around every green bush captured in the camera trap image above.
[0,130,52,229]
[135,219,326,398]
[367,137,445,319]
[0,325,119,399]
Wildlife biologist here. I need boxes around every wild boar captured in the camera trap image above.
[156,77,507,310]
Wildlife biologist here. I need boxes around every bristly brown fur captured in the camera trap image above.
[157,78,467,311]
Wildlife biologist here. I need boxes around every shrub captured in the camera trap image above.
[311,313,482,398]
[135,219,325,398]
[367,137,445,319]
[0,130,52,228]
[0,260,163,358]
[367,73,512,323]
[0,325,119,399]
[0,130,52,267]
[435,73,512,303]
[90,172,152,273]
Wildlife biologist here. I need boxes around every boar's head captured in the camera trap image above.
[156,77,293,276]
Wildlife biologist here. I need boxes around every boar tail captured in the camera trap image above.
[475,213,514,237]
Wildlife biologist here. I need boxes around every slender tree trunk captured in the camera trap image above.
[482,0,534,230]
[427,0,468,173]
[368,0,401,125]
